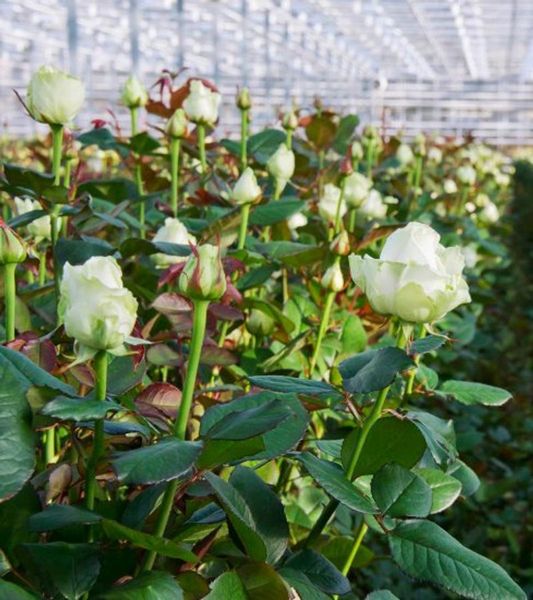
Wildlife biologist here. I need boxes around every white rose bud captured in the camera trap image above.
[443,179,458,194]
[479,201,499,224]
[428,147,443,164]
[59,256,138,355]
[358,189,387,220]
[236,87,252,111]
[246,309,275,337]
[14,197,51,241]
[152,217,196,268]
[287,212,308,231]
[318,183,346,224]
[0,220,27,265]
[166,108,188,139]
[26,66,85,125]
[232,167,262,205]
[330,230,351,256]
[179,244,227,301]
[349,222,471,323]
[183,80,221,125]
[282,109,298,131]
[121,75,148,109]
[267,144,295,188]
[396,143,414,165]
[322,262,344,292]
[343,172,372,208]
[457,165,476,186]
[351,141,364,162]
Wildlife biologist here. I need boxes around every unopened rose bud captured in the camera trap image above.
[267,144,295,194]
[321,262,344,292]
[179,244,227,302]
[330,231,351,256]
[362,125,378,140]
[414,133,426,157]
[166,108,188,139]
[0,220,28,265]
[26,66,85,126]
[246,309,275,337]
[351,141,364,162]
[236,87,252,111]
[282,110,298,131]
[457,165,476,186]
[183,80,221,126]
[232,167,262,205]
[396,143,414,165]
[121,75,148,109]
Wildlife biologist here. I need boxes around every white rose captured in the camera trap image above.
[266,144,295,191]
[59,256,138,356]
[443,179,458,194]
[318,183,346,224]
[462,245,478,268]
[396,143,414,165]
[358,189,387,220]
[26,66,85,125]
[287,212,308,231]
[322,261,344,292]
[479,201,499,224]
[428,147,442,164]
[343,172,372,208]
[14,197,51,241]
[166,108,188,138]
[152,218,196,268]
[232,167,262,205]
[349,222,471,323]
[457,165,476,186]
[351,141,364,161]
[121,75,148,109]
[183,80,220,125]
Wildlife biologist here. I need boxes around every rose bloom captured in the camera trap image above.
[232,167,262,205]
[152,218,196,268]
[318,183,346,223]
[343,172,372,208]
[59,256,138,357]
[358,189,387,220]
[267,144,295,186]
[349,222,470,323]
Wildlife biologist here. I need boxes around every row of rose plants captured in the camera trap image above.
[0,66,524,599]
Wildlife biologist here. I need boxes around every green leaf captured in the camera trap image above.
[200,392,309,461]
[0,580,38,599]
[204,472,267,561]
[365,591,400,600]
[129,131,161,155]
[121,483,166,529]
[341,417,426,478]
[284,549,351,596]
[447,459,480,496]
[297,453,376,514]
[205,572,247,600]
[101,519,197,562]
[236,264,277,292]
[41,396,123,421]
[237,563,289,599]
[332,114,360,154]
[305,115,337,149]
[19,542,100,600]
[247,129,287,164]
[371,463,432,518]
[0,484,40,557]
[409,335,446,355]
[230,467,289,564]
[416,364,439,390]
[78,178,138,203]
[197,437,266,470]
[2,163,54,196]
[339,348,414,393]
[439,380,512,406]
[112,438,203,485]
[340,314,367,355]
[390,520,526,599]
[248,375,341,399]
[414,468,462,513]
[202,400,294,440]
[100,572,184,599]
[0,346,75,395]
[120,237,191,260]
[55,238,115,270]
[250,198,305,226]
[242,297,295,334]
[77,128,128,157]
[252,240,327,267]
[28,505,102,531]
[0,356,35,501]
[407,410,457,465]
[279,568,330,600]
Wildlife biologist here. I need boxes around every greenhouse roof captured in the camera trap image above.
[2,0,533,144]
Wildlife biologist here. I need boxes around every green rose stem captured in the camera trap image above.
[240,108,249,170]
[308,287,336,375]
[130,106,146,238]
[169,137,181,217]
[3,262,16,342]
[303,327,406,547]
[85,350,108,537]
[286,128,293,150]
[38,251,47,286]
[458,184,469,215]
[341,521,368,576]
[403,325,427,401]
[142,298,210,572]
[237,203,251,250]
[50,124,63,303]
[366,141,375,179]
[197,123,207,174]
